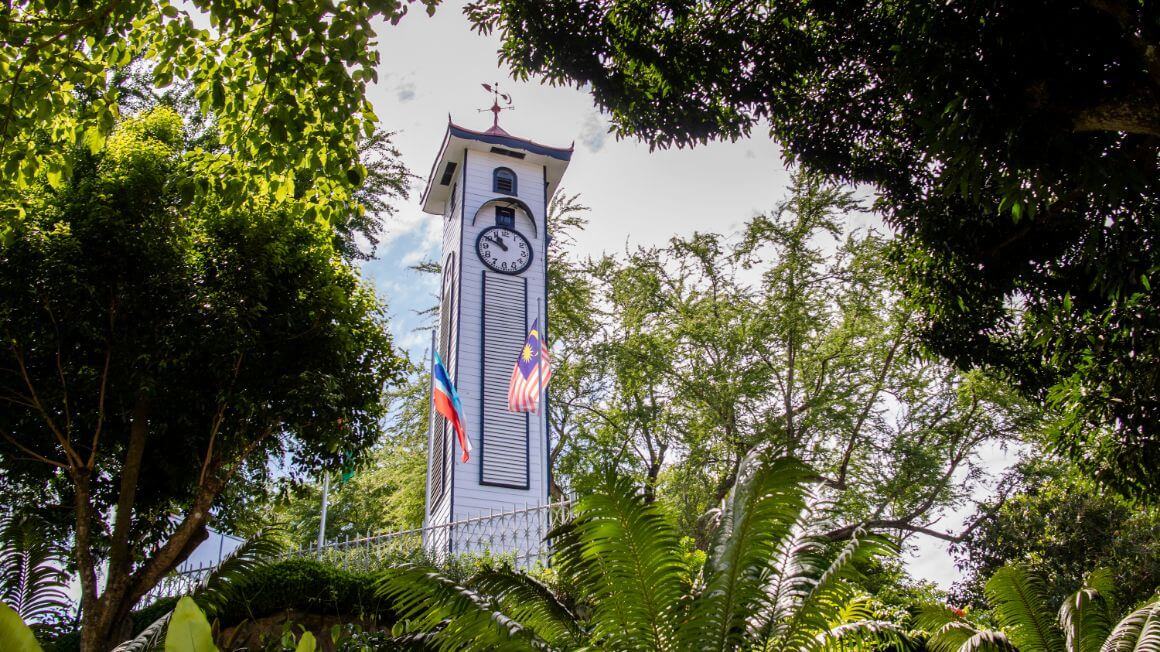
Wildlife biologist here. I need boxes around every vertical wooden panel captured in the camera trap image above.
[480,272,529,488]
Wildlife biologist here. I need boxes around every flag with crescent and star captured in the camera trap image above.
[507,318,551,413]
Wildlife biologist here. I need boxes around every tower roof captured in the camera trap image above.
[420,119,574,215]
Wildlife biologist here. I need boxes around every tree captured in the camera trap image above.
[0,107,407,650]
[1,0,437,237]
[466,0,1160,500]
[378,453,908,651]
[921,565,1160,652]
[267,366,430,548]
[950,458,1160,610]
[546,172,1041,546]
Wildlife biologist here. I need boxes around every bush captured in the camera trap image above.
[212,558,397,628]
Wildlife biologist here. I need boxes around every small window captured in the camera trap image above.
[495,206,515,228]
[493,167,517,195]
[446,183,458,217]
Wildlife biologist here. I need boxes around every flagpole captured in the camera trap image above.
[317,472,330,550]
[538,297,547,490]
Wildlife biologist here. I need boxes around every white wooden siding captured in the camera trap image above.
[451,149,550,523]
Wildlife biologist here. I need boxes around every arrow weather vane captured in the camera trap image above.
[480,82,515,129]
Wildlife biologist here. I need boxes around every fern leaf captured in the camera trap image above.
[1059,569,1116,652]
[375,564,547,651]
[681,454,813,651]
[985,565,1066,652]
[552,474,686,651]
[1100,599,1160,652]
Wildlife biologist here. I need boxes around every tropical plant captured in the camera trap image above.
[921,565,1160,652]
[113,529,285,652]
[377,453,908,651]
[0,513,71,628]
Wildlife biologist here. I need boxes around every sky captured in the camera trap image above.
[348,1,1014,590]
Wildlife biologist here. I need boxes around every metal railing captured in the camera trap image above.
[140,499,572,607]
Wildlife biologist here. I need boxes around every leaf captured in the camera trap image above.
[164,597,217,652]
[295,631,316,652]
[0,602,43,652]
[985,566,1065,652]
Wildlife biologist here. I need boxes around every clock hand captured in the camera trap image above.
[488,234,509,251]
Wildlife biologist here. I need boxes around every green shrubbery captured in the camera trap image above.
[211,558,396,629]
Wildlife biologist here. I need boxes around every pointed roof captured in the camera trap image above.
[420,118,574,215]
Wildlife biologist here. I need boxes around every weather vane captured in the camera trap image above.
[480,82,515,129]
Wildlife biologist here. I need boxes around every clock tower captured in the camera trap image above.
[418,114,572,559]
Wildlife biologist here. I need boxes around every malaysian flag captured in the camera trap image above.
[507,318,551,413]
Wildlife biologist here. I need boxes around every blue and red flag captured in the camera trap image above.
[433,350,472,462]
[508,318,552,413]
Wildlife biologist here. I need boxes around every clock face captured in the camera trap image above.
[476,226,533,274]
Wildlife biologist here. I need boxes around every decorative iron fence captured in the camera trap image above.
[139,499,572,607]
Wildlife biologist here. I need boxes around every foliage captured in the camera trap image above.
[206,558,397,629]
[1,0,437,238]
[0,601,45,652]
[466,0,1160,500]
[0,513,71,630]
[0,106,407,650]
[951,458,1160,610]
[920,565,1160,652]
[546,172,1041,545]
[264,367,430,548]
[165,597,216,652]
[376,453,909,651]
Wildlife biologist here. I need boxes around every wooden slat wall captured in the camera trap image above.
[480,272,529,488]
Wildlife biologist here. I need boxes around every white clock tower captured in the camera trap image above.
[418,108,572,560]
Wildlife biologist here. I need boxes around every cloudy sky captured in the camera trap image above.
[358,1,1007,589]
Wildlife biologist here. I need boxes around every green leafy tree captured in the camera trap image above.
[951,459,1160,610]
[921,565,1160,652]
[269,367,430,548]
[548,173,1041,546]
[466,0,1160,500]
[0,107,406,650]
[1,0,437,236]
[377,453,908,651]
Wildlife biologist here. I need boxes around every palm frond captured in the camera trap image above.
[812,619,912,652]
[551,473,686,651]
[916,607,988,652]
[985,565,1066,652]
[469,567,584,648]
[1100,598,1160,652]
[775,529,897,652]
[110,612,171,652]
[680,454,813,651]
[192,527,285,617]
[375,564,547,651]
[959,629,1020,652]
[1059,569,1116,652]
[0,513,70,623]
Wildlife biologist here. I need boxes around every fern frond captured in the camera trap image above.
[0,513,70,623]
[680,454,813,651]
[775,529,897,652]
[375,564,548,651]
[1100,599,1160,652]
[1059,569,1116,652]
[985,565,1066,652]
[812,619,912,652]
[110,612,171,652]
[193,527,285,618]
[469,567,584,648]
[552,474,686,651]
